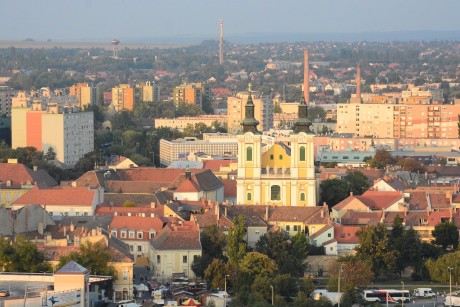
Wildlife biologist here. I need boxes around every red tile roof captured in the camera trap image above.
[333,224,361,244]
[13,186,96,206]
[357,191,403,211]
[175,178,201,193]
[109,216,165,232]
[202,160,236,172]
[96,205,164,217]
[340,211,382,226]
[0,163,57,189]
[221,179,237,198]
[151,223,201,250]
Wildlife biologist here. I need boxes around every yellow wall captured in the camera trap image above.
[0,189,28,207]
[12,108,28,148]
[261,143,291,168]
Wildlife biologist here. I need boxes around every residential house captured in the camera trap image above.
[109,216,166,265]
[0,160,57,207]
[0,204,54,237]
[12,186,103,218]
[224,205,269,247]
[149,221,202,280]
[323,224,361,256]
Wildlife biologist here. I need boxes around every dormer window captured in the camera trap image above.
[6,180,11,187]
[137,232,143,239]
[129,231,135,238]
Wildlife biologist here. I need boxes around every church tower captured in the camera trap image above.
[237,84,263,205]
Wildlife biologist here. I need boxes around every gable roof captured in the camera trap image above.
[333,224,361,244]
[13,186,96,206]
[0,163,57,189]
[202,160,236,172]
[150,223,201,250]
[340,211,382,226]
[110,216,166,232]
[269,206,329,224]
[356,191,403,211]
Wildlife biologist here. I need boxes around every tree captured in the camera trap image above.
[204,258,234,290]
[201,225,227,260]
[425,251,460,283]
[432,221,459,250]
[355,223,397,277]
[0,236,51,273]
[57,241,116,277]
[319,178,350,208]
[368,150,395,169]
[344,171,369,195]
[255,231,306,276]
[327,257,374,292]
[397,157,425,173]
[44,147,57,161]
[239,252,278,278]
[227,215,247,266]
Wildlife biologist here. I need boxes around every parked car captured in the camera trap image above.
[0,289,10,297]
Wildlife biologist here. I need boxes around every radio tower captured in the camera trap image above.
[219,19,223,65]
[304,50,309,105]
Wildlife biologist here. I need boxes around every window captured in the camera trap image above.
[137,246,142,252]
[286,225,290,231]
[129,245,133,251]
[247,193,252,201]
[183,256,188,263]
[279,155,283,160]
[122,270,128,281]
[271,185,281,200]
[293,225,298,232]
[137,232,143,239]
[300,193,305,201]
[246,146,253,161]
[150,232,155,239]
[129,232,135,239]
[299,146,306,161]
[111,231,117,238]
[328,233,332,237]
[157,255,161,264]
[121,231,127,238]
[270,154,274,160]
[255,230,260,235]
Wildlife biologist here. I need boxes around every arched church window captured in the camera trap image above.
[246,146,253,161]
[300,146,306,161]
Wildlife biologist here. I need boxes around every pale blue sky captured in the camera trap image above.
[1,0,459,42]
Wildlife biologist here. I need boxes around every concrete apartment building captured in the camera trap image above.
[227,90,274,134]
[12,93,94,166]
[154,114,227,131]
[173,83,205,109]
[160,135,238,166]
[135,81,161,103]
[69,83,96,108]
[337,89,460,138]
[112,84,135,111]
[0,85,15,116]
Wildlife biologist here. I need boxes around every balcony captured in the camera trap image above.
[261,167,291,178]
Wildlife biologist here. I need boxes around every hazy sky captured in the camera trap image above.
[1,0,459,41]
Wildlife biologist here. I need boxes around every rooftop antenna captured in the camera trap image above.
[111,39,120,58]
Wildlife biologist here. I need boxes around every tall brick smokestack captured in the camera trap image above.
[304,50,309,104]
[356,63,361,98]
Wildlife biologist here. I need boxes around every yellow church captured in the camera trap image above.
[236,85,316,207]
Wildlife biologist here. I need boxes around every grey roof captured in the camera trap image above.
[194,169,224,191]
[57,260,89,274]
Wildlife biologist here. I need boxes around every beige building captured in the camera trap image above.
[173,83,204,109]
[154,114,227,131]
[160,136,237,167]
[227,90,274,134]
[112,84,134,111]
[337,89,460,138]
[69,83,96,108]
[135,81,161,103]
[12,95,94,166]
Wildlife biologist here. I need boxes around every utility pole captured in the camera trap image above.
[270,285,274,305]
[401,281,405,307]
[448,266,453,307]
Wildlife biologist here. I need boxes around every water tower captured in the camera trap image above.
[111,39,120,58]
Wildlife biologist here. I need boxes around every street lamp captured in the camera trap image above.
[448,267,453,307]
[401,281,405,307]
[270,285,274,305]
[224,274,229,297]
[338,264,343,307]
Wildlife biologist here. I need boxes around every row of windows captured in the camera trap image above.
[112,231,155,239]
[157,255,199,264]
[246,189,305,201]
[247,146,306,162]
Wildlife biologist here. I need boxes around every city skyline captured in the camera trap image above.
[1,0,459,44]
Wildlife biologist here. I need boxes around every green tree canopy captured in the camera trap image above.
[344,171,369,195]
[319,178,350,208]
[432,221,459,250]
[227,215,247,266]
[239,252,278,278]
[368,149,396,169]
[355,223,397,278]
[425,251,460,284]
[0,236,51,273]
[57,241,116,277]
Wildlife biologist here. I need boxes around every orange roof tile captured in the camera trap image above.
[333,224,361,244]
[357,191,403,211]
[0,163,57,189]
[202,160,236,172]
[221,179,237,198]
[13,186,96,206]
[175,178,201,193]
[109,216,165,232]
